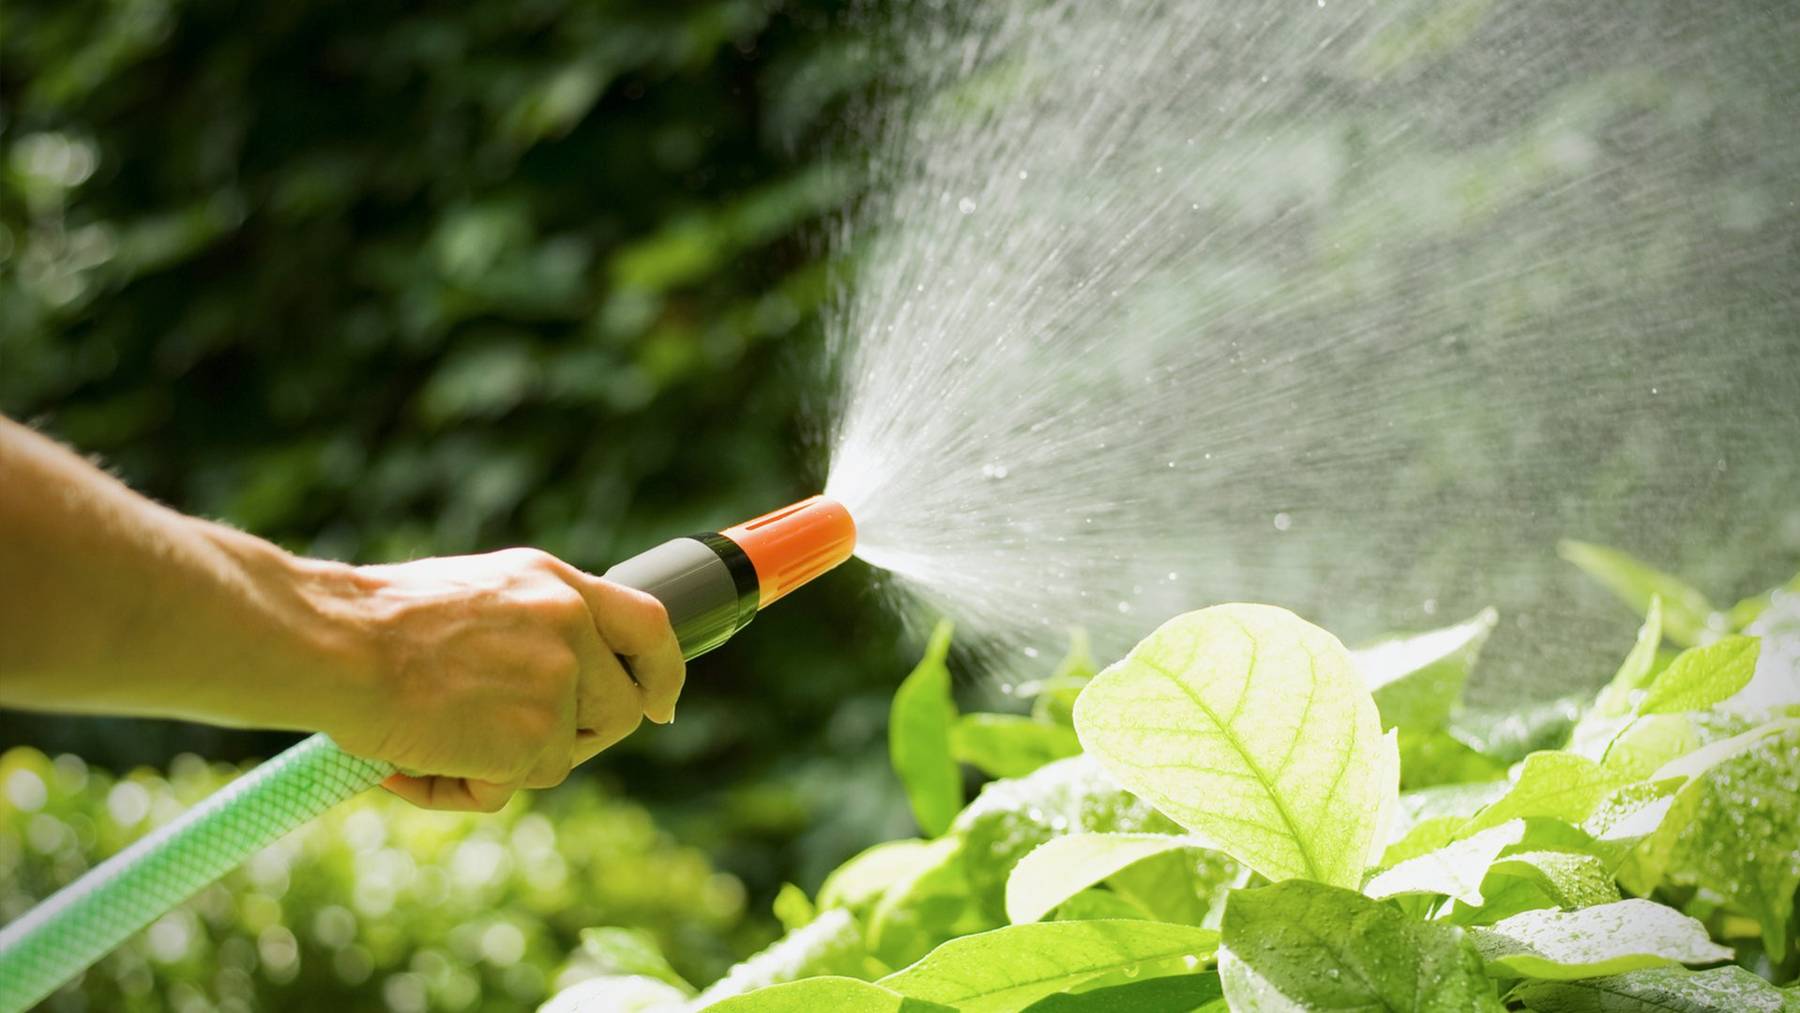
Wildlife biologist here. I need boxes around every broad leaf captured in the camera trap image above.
[1593,597,1665,717]
[951,755,1179,922]
[1596,714,1698,780]
[1656,722,1800,955]
[1460,751,1631,837]
[541,975,689,1013]
[1355,608,1496,731]
[1510,965,1784,1013]
[866,838,983,968]
[1364,820,1525,906]
[571,928,692,992]
[1019,973,1224,1012]
[1219,880,1501,1012]
[891,621,963,836]
[699,977,956,1013]
[1106,846,1240,928]
[1005,832,1207,924]
[1049,889,1153,921]
[1075,604,1399,889]
[693,909,877,1008]
[1483,849,1619,910]
[879,920,1219,1013]
[951,714,1082,779]
[1470,899,1731,979]
[1558,541,1724,647]
[1449,695,1584,764]
[819,839,939,915]
[1637,636,1760,715]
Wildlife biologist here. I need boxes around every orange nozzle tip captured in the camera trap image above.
[721,495,857,608]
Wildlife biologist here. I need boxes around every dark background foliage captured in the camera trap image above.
[1,0,920,918]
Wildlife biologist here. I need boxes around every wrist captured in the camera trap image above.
[190,520,385,743]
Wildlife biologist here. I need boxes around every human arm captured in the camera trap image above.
[0,415,684,810]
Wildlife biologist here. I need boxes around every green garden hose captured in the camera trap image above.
[0,496,856,1011]
[0,735,389,1010]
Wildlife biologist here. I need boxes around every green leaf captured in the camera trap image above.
[1596,713,1699,780]
[819,839,939,916]
[1558,541,1724,647]
[1019,973,1225,1012]
[572,927,693,992]
[542,975,691,1013]
[1656,722,1800,956]
[1637,636,1760,715]
[1470,899,1732,979]
[1483,849,1620,910]
[865,838,983,968]
[951,755,1180,923]
[1509,965,1784,1013]
[951,714,1083,779]
[1450,696,1584,764]
[1049,889,1154,921]
[1106,846,1241,929]
[773,883,815,933]
[1355,608,1496,731]
[1025,630,1098,727]
[1460,751,1631,837]
[1364,820,1526,906]
[1074,604,1399,889]
[1593,597,1665,717]
[879,920,1220,1013]
[1218,880,1502,1012]
[698,977,956,1013]
[693,909,878,1008]
[1005,832,1208,924]
[891,621,964,837]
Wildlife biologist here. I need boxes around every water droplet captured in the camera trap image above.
[958,197,978,214]
[1023,646,1040,659]
[1167,571,1179,581]
[1018,169,1029,180]
[1273,512,1292,531]
[1117,601,1132,614]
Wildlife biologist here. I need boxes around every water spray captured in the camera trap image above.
[0,496,856,1012]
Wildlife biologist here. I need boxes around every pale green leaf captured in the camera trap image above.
[951,714,1082,779]
[698,977,955,1013]
[1558,541,1724,648]
[1460,751,1631,837]
[1106,846,1241,928]
[540,975,689,1013]
[571,927,692,992]
[1355,608,1496,731]
[1005,832,1207,924]
[951,755,1179,923]
[1449,695,1584,764]
[1596,714,1698,780]
[1638,636,1760,715]
[1049,889,1153,921]
[865,838,982,969]
[1484,850,1620,910]
[1656,722,1800,956]
[1593,597,1665,717]
[1219,880,1502,1012]
[1510,965,1783,1013]
[819,839,939,916]
[772,883,814,933]
[879,920,1219,1013]
[1470,899,1732,980]
[1074,604,1399,889]
[891,621,963,836]
[1019,973,1224,1012]
[1364,820,1525,906]
[693,909,876,1008]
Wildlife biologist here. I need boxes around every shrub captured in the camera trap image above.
[0,753,755,1012]
[546,545,1799,1011]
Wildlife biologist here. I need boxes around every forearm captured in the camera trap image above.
[0,417,372,734]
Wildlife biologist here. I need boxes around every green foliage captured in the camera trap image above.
[1219,880,1501,1011]
[0,747,747,1012]
[890,622,963,836]
[1073,604,1399,890]
[546,541,1797,1011]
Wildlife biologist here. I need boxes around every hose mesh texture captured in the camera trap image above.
[0,734,391,1012]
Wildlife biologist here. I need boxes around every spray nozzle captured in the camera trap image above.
[603,495,856,658]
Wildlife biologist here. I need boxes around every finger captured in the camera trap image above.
[572,659,646,766]
[573,642,640,738]
[581,578,685,723]
[382,773,521,813]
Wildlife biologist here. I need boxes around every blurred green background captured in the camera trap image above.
[2,0,921,1008]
